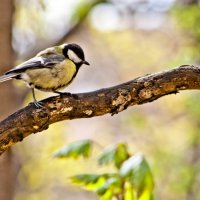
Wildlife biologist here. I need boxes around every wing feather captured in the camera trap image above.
[5,55,65,75]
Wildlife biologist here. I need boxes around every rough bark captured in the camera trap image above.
[0,65,200,155]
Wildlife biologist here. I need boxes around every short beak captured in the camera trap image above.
[82,60,90,65]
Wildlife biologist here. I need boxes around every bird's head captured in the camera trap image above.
[62,43,90,66]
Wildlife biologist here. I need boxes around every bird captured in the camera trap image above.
[0,43,90,108]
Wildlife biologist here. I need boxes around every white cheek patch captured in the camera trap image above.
[67,49,82,63]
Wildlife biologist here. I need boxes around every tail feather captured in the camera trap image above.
[0,73,18,83]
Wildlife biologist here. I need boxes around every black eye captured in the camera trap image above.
[63,43,85,60]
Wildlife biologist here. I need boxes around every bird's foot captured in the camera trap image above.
[33,100,44,108]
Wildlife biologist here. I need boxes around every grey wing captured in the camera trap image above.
[5,55,65,75]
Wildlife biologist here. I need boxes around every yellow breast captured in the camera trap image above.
[26,59,77,91]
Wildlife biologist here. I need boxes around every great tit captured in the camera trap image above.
[0,43,90,108]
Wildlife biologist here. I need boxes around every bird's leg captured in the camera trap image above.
[53,91,78,99]
[31,88,44,108]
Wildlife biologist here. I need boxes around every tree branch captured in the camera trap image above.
[0,65,200,155]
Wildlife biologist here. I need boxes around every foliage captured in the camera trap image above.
[172,4,200,60]
[172,5,200,40]
[98,143,130,169]
[72,0,106,24]
[53,139,92,159]
[55,141,154,200]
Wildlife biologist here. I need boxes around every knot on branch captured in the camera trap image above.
[111,89,132,115]
[139,88,153,99]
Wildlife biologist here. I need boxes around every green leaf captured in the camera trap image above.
[120,153,154,200]
[53,140,92,159]
[124,182,135,200]
[70,174,103,189]
[98,143,129,168]
[96,176,122,200]
[70,174,123,200]
[70,173,119,191]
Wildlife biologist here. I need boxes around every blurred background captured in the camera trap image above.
[0,0,200,199]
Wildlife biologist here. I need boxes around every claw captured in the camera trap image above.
[33,100,44,108]
[31,88,44,108]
